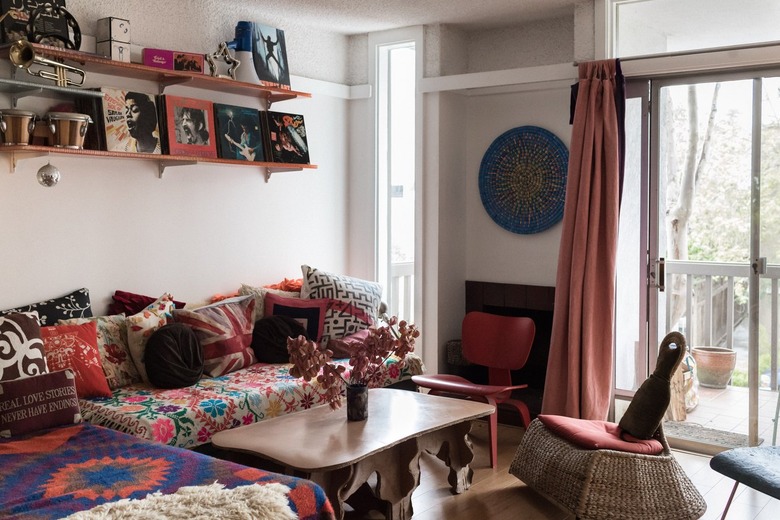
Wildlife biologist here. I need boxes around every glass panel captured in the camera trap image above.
[388,45,415,321]
[377,42,416,322]
[615,95,645,393]
[614,0,780,58]
[658,78,754,446]
[760,76,780,443]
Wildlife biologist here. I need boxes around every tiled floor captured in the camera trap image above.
[684,384,779,444]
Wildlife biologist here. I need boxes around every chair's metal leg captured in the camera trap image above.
[720,481,739,520]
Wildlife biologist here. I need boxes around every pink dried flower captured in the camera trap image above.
[287,316,418,410]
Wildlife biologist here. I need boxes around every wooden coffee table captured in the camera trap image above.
[211,388,494,520]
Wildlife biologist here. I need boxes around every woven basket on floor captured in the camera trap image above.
[509,418,707,520]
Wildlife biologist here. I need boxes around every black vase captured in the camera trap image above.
[346,384,368,421]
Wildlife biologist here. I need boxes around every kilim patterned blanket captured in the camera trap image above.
[79,355,424,449]
[0,423,335,519]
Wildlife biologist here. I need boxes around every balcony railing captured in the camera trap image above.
[665,260,780,391]
[389,261,414,321]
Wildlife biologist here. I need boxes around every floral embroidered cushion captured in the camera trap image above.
[59,314,139,389]
[126,295,176,384]
[41,321,112,398]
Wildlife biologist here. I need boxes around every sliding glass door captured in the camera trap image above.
[615,70,780,451]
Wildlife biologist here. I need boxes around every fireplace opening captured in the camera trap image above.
[450,281,555,422]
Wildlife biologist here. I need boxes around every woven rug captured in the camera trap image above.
[664,421,761,455]
[63,482,297,520]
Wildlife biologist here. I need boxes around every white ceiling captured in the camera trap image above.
[260,0,577,35]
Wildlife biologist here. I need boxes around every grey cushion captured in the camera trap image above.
[710,446,780,500]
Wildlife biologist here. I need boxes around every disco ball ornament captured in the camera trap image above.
[37,163,61,187]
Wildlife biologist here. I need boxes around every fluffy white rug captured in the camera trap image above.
[63,482,298,520]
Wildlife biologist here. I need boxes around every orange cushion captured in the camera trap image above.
[538,414,664,455]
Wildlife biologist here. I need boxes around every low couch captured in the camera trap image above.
[79,355,421,448]
[0,265,424,450]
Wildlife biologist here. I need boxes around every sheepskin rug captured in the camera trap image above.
[63,482,297,519]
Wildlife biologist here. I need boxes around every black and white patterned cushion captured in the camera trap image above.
[0,312,47,381]
[0,288,92,326]
[300,265,382,341]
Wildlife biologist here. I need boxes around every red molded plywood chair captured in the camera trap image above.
[412,311,535,468]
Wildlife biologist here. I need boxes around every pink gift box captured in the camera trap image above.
[142,48,174,69]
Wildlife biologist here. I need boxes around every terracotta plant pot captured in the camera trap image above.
[691,347,737,389]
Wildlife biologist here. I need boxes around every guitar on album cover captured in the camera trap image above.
[223,133,257,161]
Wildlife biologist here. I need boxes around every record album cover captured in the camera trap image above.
[101,87,161,154]
[213,103,264,162]
[1,0,71,46]
[262,110,310,164]
[159,95,217,158]
[251,23,291,90]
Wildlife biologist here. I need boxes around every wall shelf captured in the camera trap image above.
[0,145,317,182]
[0,43,316,182]
[0,42,310,105]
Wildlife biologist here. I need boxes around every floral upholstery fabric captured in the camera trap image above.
[59,315,140,389]
[79,354,424,449]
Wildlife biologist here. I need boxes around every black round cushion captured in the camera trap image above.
[145,323,204,388]
[251,315,308,363]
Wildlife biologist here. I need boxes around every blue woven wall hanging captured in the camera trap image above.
[478,125,569,234]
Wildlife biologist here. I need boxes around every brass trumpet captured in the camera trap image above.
[9,40,85,87]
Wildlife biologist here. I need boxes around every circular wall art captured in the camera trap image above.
[478,125,569,234]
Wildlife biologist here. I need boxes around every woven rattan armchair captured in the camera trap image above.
[509,418,707,520]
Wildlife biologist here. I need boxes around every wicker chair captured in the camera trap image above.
[509,418,707,520]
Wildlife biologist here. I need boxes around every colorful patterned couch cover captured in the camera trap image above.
[0,423,334,519]
[79,355,424,449]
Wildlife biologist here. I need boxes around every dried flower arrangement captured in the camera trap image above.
[287,316,420,410]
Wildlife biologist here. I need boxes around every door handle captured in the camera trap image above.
[753,257,767,275]
[651,257,665,292]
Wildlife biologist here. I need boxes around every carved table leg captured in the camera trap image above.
[310,438,420,520]
[417,421,476,494]
[309,466,353,520]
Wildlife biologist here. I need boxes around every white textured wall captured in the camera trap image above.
[464,86,572,287]
[66,0,349,84]
[466,16,574,73]
[0,73,349,315]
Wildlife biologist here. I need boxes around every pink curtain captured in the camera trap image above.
[542,60,624,420]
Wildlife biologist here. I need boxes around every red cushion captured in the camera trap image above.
[42,322,112,398]
[538,414,664,455]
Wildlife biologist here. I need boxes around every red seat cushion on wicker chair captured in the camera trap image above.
[538,414,664,455]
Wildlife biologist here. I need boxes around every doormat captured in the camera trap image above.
[664,421,762,456]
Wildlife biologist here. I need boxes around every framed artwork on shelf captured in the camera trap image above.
[213,103,264,162]
[261,110,310,164]
[100,87,162,154]
[159,95,217,158]
[251,23,291,90]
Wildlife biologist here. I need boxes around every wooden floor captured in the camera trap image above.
[345,421,780,520]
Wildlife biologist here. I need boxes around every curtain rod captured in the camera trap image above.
[574,39,780,66]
